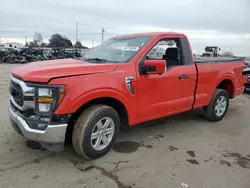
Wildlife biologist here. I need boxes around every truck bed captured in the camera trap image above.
[193,58,245,109]
[194,57,244,64]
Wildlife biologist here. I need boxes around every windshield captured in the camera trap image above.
[83,36,151,63]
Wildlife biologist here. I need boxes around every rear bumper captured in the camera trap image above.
[8,103,67,144]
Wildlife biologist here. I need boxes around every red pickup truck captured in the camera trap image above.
[9,32,246,159]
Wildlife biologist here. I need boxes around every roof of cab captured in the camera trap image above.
[114,32,186,38]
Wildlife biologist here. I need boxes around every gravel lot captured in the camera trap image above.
[0,64,250,188]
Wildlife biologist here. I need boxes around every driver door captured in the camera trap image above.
[136,37,196,123]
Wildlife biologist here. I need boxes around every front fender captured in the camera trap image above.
[55,88,131,116]
[72,88,130,112]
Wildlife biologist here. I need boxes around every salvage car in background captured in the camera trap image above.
[0,47,84,64]
[244,57,250,67]
[245,74,250,90]
[243,59,250,90]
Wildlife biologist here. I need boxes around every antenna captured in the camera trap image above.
[101,28,105,43]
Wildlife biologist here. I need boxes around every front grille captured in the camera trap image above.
[10,80,24,106]
[10,100,35,117]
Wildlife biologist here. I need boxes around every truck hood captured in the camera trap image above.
[11,59,118,83]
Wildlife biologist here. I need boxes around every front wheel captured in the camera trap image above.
[204,89,229,122]
[72,105,120,159]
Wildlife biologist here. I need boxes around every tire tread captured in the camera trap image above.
[204,89,229,122]
[72,105,119,159]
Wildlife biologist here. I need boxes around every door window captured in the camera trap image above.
[147,39,183,68]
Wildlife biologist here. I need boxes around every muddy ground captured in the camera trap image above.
[0,64,250,188]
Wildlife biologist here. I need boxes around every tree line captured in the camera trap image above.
[26,32,88,49]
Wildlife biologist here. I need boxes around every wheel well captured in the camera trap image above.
[65,97,129,144]
[216,79,234,98]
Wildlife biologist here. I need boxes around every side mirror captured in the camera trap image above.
[142,59,166,75]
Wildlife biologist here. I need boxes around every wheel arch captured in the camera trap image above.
[216,74,235,98]
[65,94,130,144]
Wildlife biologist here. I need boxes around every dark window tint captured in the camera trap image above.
[146,38,184,67]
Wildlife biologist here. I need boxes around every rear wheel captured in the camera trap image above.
[204,89,229,122]
[72,105,120,159]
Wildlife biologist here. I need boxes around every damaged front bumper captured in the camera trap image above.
[8,102,69,153]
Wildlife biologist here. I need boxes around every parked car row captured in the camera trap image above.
[0,47,82,64]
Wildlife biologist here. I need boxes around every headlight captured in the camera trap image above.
[37,88,53,112]
[38,88,53,97]
[33,85,65,116]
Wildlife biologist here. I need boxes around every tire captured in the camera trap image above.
[204,89,229,122]
[72,105,120,159]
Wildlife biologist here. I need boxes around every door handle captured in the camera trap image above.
[179,75,190,80]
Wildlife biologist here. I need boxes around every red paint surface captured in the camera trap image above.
[11,59,118,83]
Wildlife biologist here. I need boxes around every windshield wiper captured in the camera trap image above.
[85,58,108,62]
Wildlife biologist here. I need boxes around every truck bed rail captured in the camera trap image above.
[195,57,244,64]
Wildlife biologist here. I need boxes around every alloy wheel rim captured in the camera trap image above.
[215,96,227,117]
[91,117,115,151]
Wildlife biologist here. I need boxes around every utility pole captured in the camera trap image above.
[25,36,27,45]
[76,22,78,43]
[101,28,105,43]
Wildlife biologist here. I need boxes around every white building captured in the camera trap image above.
[0,42,24,50]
